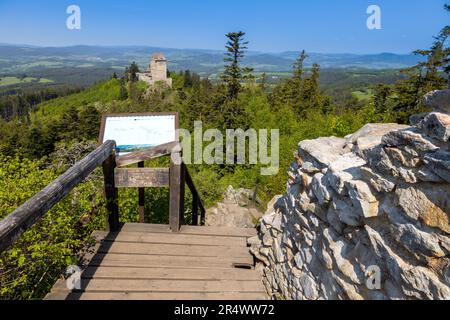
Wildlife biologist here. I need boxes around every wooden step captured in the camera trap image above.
[88,253,253,269]
[80,266,262,281]
[122,223,257,238]
[59,278,265,293]
[46,223,266,300]
[46,291,267,300]
[92,231,247,247]
[95,241,251,258]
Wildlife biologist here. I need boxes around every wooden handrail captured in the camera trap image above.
[0,139,208,252]
[0,140,117,253]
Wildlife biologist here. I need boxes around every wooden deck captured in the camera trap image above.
[45,223,267,300]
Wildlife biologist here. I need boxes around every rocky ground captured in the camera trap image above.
[249,89,450,300]
[205,185,263,228]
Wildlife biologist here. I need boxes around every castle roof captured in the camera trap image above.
[151,53,167,61]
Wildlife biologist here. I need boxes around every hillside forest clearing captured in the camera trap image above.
[0,76,53,87]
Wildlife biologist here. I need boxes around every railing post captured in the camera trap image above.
[103,153,120,231]
[192,192,199,226]
[200,207,206,226]
[169,152,185,231]
[138,161,145,223]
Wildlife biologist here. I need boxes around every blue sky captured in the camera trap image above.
[0,0,448,53]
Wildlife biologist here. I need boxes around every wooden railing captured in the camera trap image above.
[0,140,116,253]
[0,140,205,253]
[184,164,206,226]
[113,140,205,231]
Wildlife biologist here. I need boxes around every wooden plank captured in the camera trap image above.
[169,152,185,231]
[64,278,265,293]
[122,223,257,238]
[92,231,247,247]
[95,241,251,258]
[0,140,116,253]
[114,168,169,188]
[46,291,267,300]
[80,266,261,281]
[88,253,253,269]
[115,141,181,168]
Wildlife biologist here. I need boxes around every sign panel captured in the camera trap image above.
[99,113,178,156]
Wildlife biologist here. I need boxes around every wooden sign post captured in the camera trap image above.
[98,112,205,232]
[99,112,180,229]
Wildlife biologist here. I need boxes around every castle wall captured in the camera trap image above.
[137,54,172,88]
[150,60,167,81]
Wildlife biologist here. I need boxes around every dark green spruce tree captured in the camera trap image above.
[391,3,449,122]
[221,31,253,99]
[119,78,128,100]
[293,50,308,80]
[373,83,392,114]
[128,62,140,82]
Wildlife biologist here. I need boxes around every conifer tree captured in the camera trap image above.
[119,78,128,100]
[124,66,130,82]
[78,105,100,140]
[221,31,253,99]
[128,62,140,82]
[293,50,308,80]
[440,3,450,86]
[373,83,392,114]
[390,3,449,121]
[259,73,268,91]
[184,70,192,88]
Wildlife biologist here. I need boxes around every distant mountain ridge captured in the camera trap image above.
[0,44,424,75]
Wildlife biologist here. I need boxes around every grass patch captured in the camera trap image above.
[0,76,54,87]
[352,89,374,101]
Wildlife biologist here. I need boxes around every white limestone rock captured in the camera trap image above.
[298,274,319,300]
[382,128,439,155]
[346,123,409,158]
[423,151,450,183]
[392,223,446,258]
[344,179,379,218]
[360,167,396,193]
[251,109,450,300]
[330,197,363,227]
[413,112,450,142]
[395,184,450,234]
[298,136,346,169]
[311,173,332,205]
[423,89,450,114]
[326,153,366,195]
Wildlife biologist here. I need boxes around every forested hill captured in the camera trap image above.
[0,44,423,76]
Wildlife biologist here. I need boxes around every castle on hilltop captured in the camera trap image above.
[137,53,172,87]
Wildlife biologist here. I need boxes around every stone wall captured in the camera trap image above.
[250,107,450,299]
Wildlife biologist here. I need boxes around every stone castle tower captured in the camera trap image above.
[137,53,172,87]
